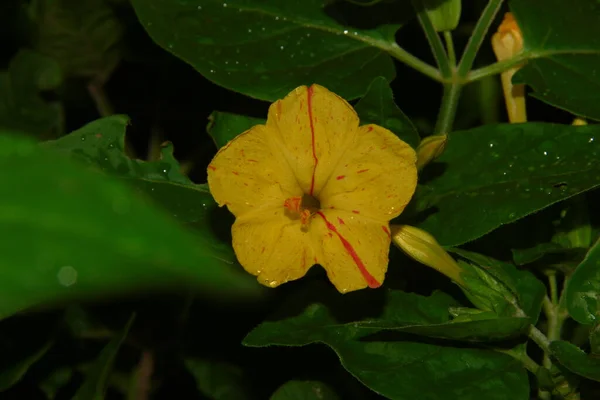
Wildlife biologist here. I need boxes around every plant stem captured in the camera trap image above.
[411,0,452,79]
[466,52,531,83]
[386,43,442,82]
[443,31,456,67]
[493,347,540,375]
[457,0,504,77]
[434,82,461,134]
[528,324,552,354]
[88,80,114,117]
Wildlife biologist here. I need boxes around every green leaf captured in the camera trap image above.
[362,316,531,343]
[243,287,529,400]
[0,49,63,138]
[43,115,219,227]
[354,76,420,149]
[511,0,600,120]
[0,341,53,391]
[130,0,407,101]
[411,122,600,246]
[550,341,600,382]
[31,0,123,79]
[450,249,546,323]
[185,359,250,400]
[0,130,257,320]
[511,242,568,266]
[72,315,134,400]
[207,111,265,149]
[270,380,339,400]
[39,368,73,399]
[565,237,600,325]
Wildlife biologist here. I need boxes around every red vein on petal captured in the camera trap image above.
[307,86,318,195]
[316,211,380,288]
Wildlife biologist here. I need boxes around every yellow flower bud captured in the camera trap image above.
[391,225,464,285]
[416,134,447,170]
[572,117,587,126]
[423,0,462,32]
[491,13,526,123]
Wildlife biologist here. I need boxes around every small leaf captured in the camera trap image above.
[0,50,63,138]
[411,122,600,247]
[511,0,600,120]
[270,380,339,400]
[72,314,135,400]
[512,242,568,266]
[130,0,409,101]
[550,341,600,382]
[565,237,600,325]
[185,359,250,400]
[354,76,420,148]
[451,249,546,323]
[207,111,265,149]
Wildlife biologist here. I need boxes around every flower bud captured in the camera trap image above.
[391,224,464,285]
[572,117,587,126]
[491,13,526,123]
[416,134,447,170]
[423,0,462,32]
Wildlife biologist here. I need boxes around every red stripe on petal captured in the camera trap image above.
[316,212,380,288]
[336,175,345,180]
[307,86,319,195]
[382,226,391,238]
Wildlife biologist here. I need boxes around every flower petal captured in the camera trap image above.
[233,209,316,287]
[319,124,417,220]
[310,209,392,293]
[208,124,302,217]
[266,84,359,197]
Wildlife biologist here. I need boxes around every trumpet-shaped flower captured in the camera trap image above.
[207,85,417,293]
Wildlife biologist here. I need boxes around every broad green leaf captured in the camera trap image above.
[0,130,257,320]
[565,237,600,325]
[207,111,265,149]
[362,316,530,343]
[31,0,123,79]
[243,287,529,400]
[43,115,219,227]
[354,76,420,149]
[270,381,339,400]
[550,341,600,383]
[511,0,600,120]
[0,50,63,138]
[450,249,545,323]
[130,0,408,101]
[0,341,53,391]
[72,315,134,400]
[411,122,600,247]
[185,359,250,400]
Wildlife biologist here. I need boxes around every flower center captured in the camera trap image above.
[284,194,321,227]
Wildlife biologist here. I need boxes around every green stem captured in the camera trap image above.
[466,52,530,83]
[434,82,461,134]
[386,43,442,82]
[493,347,540,375]
[411,0,452,78]
[457,0,504,77]
[443,31,457,67]
[528,324,552,354]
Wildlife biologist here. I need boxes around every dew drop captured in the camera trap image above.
[57,266,77,287]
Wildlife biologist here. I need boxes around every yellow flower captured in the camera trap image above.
[207,85,418,293]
